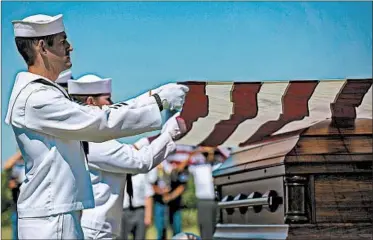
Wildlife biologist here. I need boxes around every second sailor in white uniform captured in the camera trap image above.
[67,74,187,239]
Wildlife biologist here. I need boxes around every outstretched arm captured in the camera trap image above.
[24,87,162,142]
[21,84,188,142]
[4,151,22,171]
[87,113,187,174]
[87,133,174,174]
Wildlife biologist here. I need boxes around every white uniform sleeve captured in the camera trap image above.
[124,91,156,108]
[87,132,176,174]
[23,87,162,142]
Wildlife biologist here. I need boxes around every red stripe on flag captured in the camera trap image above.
[179,82,209,132]
[199,82,262,146]
[148,134,160,143]
[330,79,372,125]
[239,81,319,147]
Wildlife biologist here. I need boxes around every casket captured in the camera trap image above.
[212,118,372,240]
[175,78,372,240]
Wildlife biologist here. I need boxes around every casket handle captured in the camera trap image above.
[218,190,282,213]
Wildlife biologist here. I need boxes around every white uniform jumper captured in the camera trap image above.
[5,72,162,239]
[81,134,176,239]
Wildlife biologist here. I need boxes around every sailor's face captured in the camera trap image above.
[45,32,73,72]
[93,94,112,107]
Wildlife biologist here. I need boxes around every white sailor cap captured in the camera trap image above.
[56,69,72,84]
[12,14,65,37]
[68,74,112,95]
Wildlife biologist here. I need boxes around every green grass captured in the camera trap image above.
[2,226,12,240]
[1,172,200,239]
[1,209,199,239]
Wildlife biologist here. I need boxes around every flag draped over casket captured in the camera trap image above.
[176,78,372,149]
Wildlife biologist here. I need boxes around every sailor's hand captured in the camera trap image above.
[161,112,187,140]
[154,83,189,111]
[133,137,150,150]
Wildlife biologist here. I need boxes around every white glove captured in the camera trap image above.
[151,83,174,95]
[153,83,189,111]
[161,112,187,140]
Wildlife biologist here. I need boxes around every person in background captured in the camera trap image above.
[152,148,190,240]
[120,168,156,240]
[144,168,158,230]
[152,162,170,240]
[120,138,159,240]
[166,157,190,237]
[3,151,25,240]
[188,146,230,240]
[131,140,191,240]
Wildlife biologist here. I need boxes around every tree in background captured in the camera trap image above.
[1,170,13,226]
[181,175,198,229]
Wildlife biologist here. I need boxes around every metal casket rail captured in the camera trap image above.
[218,190,283,214]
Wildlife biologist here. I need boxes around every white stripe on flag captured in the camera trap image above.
[223,82,289,147]
[177,83,234,146]
[356,85,372,119]
[274,80,346,135]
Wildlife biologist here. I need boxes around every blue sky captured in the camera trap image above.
[1,1,372,165]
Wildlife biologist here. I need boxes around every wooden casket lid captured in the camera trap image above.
[213,118,372,177]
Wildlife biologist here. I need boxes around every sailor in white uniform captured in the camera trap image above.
[67,74,187,239]
[6,13,188,239]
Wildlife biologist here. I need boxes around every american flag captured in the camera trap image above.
[176,78,372,148]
